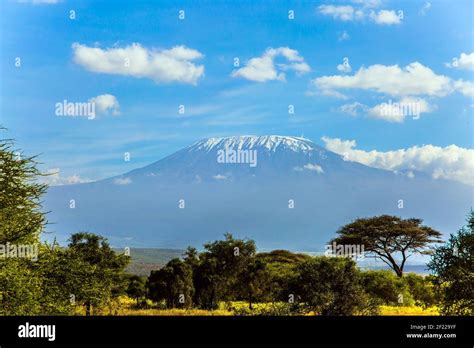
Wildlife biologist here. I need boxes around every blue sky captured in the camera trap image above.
[0,0,473,184]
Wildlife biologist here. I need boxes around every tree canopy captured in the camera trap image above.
[331,215,442,277]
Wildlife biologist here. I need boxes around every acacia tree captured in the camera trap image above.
[331,215,442,277]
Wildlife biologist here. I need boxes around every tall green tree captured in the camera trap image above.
[148,258,194,308]
[237,258,271,309]
[0,132,48,314]
[126,275,147,306]
[0,132,47,244]
[64,232,130,315]
[293,257,371,315]
[331,215,442,277]
[193,233,256,309]
[428,212,474,315]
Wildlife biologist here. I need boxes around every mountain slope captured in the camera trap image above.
[44,135,473,251]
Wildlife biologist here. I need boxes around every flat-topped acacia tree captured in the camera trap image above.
[330,215,442,277]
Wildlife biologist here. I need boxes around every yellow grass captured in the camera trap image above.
[379,305,439,316]
[117,308,232,316]
[78,297,440,316]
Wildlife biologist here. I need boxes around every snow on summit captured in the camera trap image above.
[188,135,316,153]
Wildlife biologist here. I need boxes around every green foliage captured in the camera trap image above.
[428,212,474,315]
[332,215,442,277]
[0,258,43,315]
[403,273,438,308]
[237,258,271,309]
[0,134,47,244]
[126,275,147,305]
[293,257,373,315]
[63,232,130,315]
[257,250,312,264]
[361,270,407,306]
[257,250,311,302]
[192,233,256,309]
[148,258,194,308]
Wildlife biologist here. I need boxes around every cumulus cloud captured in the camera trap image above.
[446,52,474,71]
[321,136,474,185]
[318,3,402,25]
[339,102,368,116]
[313,62,453,98]
[113,177,132,185]
[304,163,325,173]
[318,5,363,21]
[369,10,401,25]
[294,163,324,174]
[232,47,310,82]
[338,98,434,122]
[89,94,120,116]
[454,80,474,98]
[72,43,204,85]
[368,97,435,122]
[41,169,90,186]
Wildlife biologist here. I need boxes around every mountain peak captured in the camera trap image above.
[188,135,317,153]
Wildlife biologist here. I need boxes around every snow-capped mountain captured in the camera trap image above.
[188,135,315,153]
[44,136,472,251]
[109,135,384,183]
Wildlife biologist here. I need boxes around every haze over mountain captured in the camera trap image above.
[44,135,472,252]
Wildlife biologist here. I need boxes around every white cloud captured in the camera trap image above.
[319,3,402,25]
[369,10,401,25]
[322,136,474,185]
[232,47,310,82]
[420,2,431,15]
[446,52,474,71]
[41,169,90,186]
[312,62,453,98]
[338,98,434,123]
[72,43,204,85]
[454,80,474,98]
[213,174,227,180]
[318,5,364,21]
[113,177,132,185]
[304,163,325,173]
[339,102,368,116]
[89,94,120,116]
[294,163,324,174]
[368,97,435,122]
